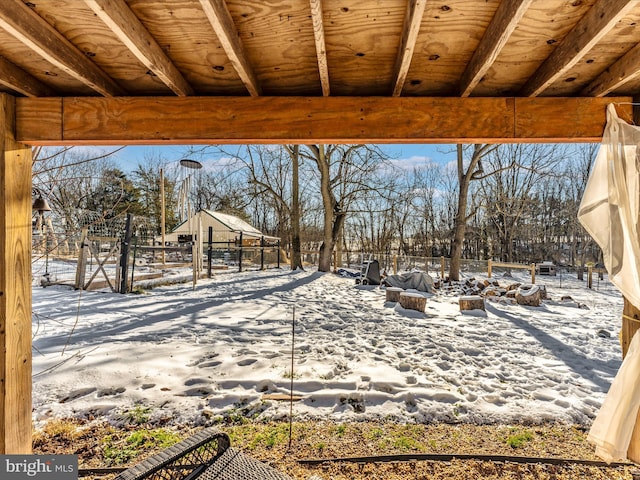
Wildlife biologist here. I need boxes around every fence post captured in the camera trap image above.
[393,254,397,275]
[277,240,281,268]
[260,236,265,270]
[530,263,536,284]
[207,226,213,278]
[440,256,445,280]
[75,228,88,289]
[238,232,243,272]
[119,213,133,294]
[487,259,492,278]
[587,265,593,289]
[130,238,138,292]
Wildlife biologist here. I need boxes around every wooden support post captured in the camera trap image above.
[488,259,492,278]
[531,263,536,284]
[393,254,397,275]
[0,93,32,453]
[622,298,640,462]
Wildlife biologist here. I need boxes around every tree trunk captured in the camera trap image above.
[450,144,472,282]
[317,145,335,272]
[289,145,303,271]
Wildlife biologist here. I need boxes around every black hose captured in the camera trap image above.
[298,453,634,468]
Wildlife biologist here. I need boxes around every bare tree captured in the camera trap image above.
[449,144,498,281]
[563,144,599,277]
[480,144,566,263]
[32,146,125,237]
[300,144,390,272]
[288,145,303,270]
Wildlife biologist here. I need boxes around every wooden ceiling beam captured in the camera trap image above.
[391,0,427,97]
[459,0,533,97]
[0,0,124,97]
[521,0,638,97]
[198,0,261,96]
[15,96,631,145]
[0,55,56,97]
[582,42,640,96]
[85,0,194,96]
[309,0,330,96]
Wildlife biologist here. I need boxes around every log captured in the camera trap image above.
[399,292,426,312]
[459,295,485,311]
[385,287,403,303]
[515,284,541,306]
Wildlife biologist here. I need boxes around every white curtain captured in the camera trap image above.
[578,104,640,462]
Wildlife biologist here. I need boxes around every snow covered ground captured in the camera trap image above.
[31,264,623,428]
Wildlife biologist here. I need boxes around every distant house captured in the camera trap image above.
[537,261,557,276]
[164,210,279,246]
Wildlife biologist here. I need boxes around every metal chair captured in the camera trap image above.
[113,427,292,480]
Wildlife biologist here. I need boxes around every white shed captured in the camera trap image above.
[164,210,278,246]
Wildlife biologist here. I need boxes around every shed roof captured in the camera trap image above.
[170,209,279,242]
[173,210,263,238]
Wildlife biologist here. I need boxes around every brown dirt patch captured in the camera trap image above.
[33,419,638,479]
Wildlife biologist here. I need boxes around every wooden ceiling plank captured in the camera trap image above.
[0,0,124,97]
[309,0,330,96]
[15,96,632,145]
[582,42,640,96]
[0,55,56,97]
[84,0,194,96]
[459,0,533,97]
[520,0,639,97]
[198,0,261,96]
[391,0,427,97]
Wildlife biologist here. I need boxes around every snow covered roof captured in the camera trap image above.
[202,210,262,237]
[169,210,279,242]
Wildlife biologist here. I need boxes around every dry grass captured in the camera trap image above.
[33,419,638,479]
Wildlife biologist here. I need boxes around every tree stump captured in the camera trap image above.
[399,292,426,312]
[459,295,485,311]
[385,287,403,302]
[515,284,541,306]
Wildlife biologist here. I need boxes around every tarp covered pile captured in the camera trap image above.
[382,271,434,293]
